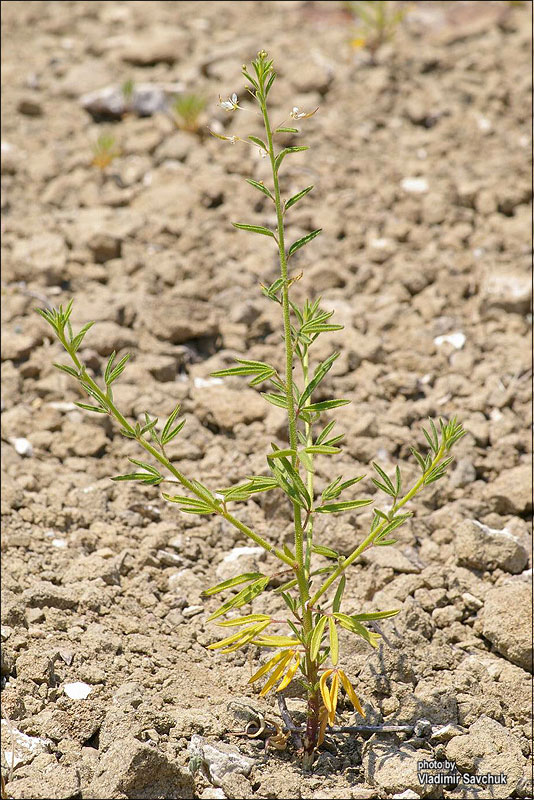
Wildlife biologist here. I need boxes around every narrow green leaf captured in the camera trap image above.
[261,393,288,409]
[108,354,131,385]
[53,363,79,378]
[304,399,350,413]
[233,222,275,238]
[274,145,309,173]
[248,135,268,151]
[372,463,396,495]
[207,576,270,621]
[310,616,328,660]
[333,614,381,648]
[348,609,400,622]
[267,448,297,460]
[264,72,276,97]
[332,575,346,613]
[311,544,340,559]
[71,321,95,352]
[285,185,313,210]
[202,572,264,597]
[128,458,159,476]
[316,499,373,513]
[216,614,271,627]
[246,179,274,200]
[329,618,339,665]
[299,352,339,406]
[288,228,322,258]
[304,445,340,455]
[73,401,107,414]
[276,126,299,134]
[297,449,314,473]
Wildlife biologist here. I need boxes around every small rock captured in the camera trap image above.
[63,681,92,700]
[431,723,465,743]
[446,716,524,799]
[1,140,21,174]
[0,720,52,767]
[147,297,218,344]
[16,650,58,684]
[81,82,183,120]
[6,762,79,799]
[199,790,226,800]
[112,682,143,708]
[449,458,476,489]
[188,735,254,787]
[461,592,483,611]
[361,547,421,574]
[9,437,33,457]
[17,96,43,116]
[85,321,136,356]
[182,605,203,619]
[434,332,466,350]
[484,465,532,515]
[363,740,434,796]
[24,582,78,610]
[401,177,429,194]
[11,232,67,284]
[482,582,532,672]
[88,736,195,799]
[482,270,531,314]
[118,31,187,66]
[392,791,420,800]
[367,237,395,263]
[193,386,267,431]
[455,519,528,574]
[87,232,122,263]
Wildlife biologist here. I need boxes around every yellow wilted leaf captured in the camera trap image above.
[248,650,287,684]
[319,669,334,712]
[328,671,339,725]
[251,635,299,648]
[259,650,294,696]
[208,621,269,652]
[317,705,329,747]
[328,618,339,666]
[276,652,300,692]
[338,670,366,717]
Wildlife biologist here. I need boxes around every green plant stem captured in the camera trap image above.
[259,79,307,599]
[302,348,314,576]
[310,443,447,605]
[59,333,295,569]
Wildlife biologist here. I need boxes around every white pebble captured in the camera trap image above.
[182,605,203,619]
[63,681,92,700]
[10,437,33,456]
[401,177,428,194]
[51,538,67,548]
[434,332,466,350]
[194,376,223,388]
[222,546,263,564]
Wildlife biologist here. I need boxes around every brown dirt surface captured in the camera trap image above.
[1,2,532,799]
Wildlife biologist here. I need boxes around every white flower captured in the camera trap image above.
[218,92,239,112]
[289,106,319,120]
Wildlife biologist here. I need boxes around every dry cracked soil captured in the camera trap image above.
[1,1,532,799]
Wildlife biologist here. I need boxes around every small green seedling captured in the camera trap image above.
[38,51,464,769]
[345,0,407,59]
[171,92,207,133]
[121,78,135,106]
[91,132,120,171]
